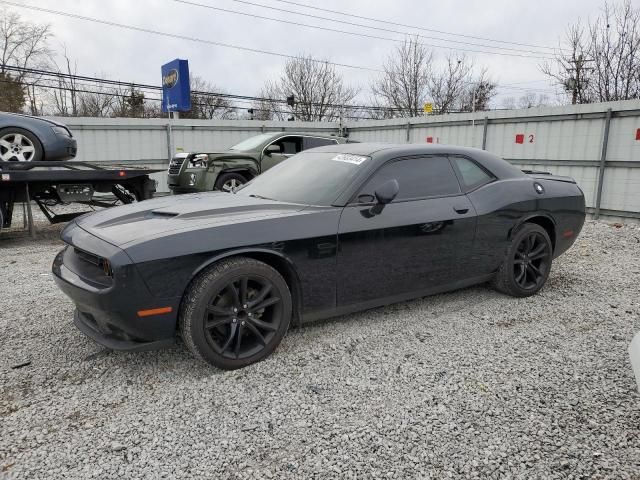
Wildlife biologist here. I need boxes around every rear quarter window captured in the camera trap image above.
[452,157,495,191]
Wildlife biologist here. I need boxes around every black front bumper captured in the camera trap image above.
[74,310,174,352]
[53,244,180,352]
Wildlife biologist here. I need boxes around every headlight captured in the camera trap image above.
[189,155,208,168]
[51,126,72,137]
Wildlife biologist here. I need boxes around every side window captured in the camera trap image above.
[358,156,461,202]
[452,157,494,190]
[303,137,338,150]
[270,136,303,155]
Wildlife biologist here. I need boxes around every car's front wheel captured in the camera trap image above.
[179,257,292,369]
[214,172,247,192]
[0,128,43,162]
[492,223,553,297]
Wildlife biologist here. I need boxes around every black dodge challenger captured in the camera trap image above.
[53,143,585,369]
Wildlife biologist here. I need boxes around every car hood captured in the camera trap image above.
[75,192,307,248]
[208,150,258,161]
[4,112,68,128]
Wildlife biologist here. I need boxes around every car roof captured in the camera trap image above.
[309,142,524,179]
[262,132,344,140]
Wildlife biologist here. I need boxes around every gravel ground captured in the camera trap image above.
[1,212,639,479]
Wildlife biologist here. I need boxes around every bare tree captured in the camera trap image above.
[371,38,432,118]
[0,9,52,78]
[541,0,640,103]
[457,68,498,112]
[541,22,593,104]
[501,92,551,110]
[77,80,116,117]
[140,100,163,119]
[589,0,640,101]
[428,55,473,114]
[518,91,551,108]
[49,47,79,116]
[111,84,146,118]
[248,93,279,120]
[259,55,358,121]
[501,97,517,110]
[429,56,498,113]
[182,76,235,119]
[0,8,52,113]
[372,41,496,116]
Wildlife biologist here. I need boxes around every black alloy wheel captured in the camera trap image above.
[513,231,551,291]
[204,275,282,359]
[492,223,553,297]
[180,257,292,369]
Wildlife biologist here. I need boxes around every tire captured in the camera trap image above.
[0,127,43,162]
[492,223,553,297]
[214,172,247,192]
[179,257,292,369]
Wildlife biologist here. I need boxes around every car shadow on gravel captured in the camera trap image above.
[67,283,500,377]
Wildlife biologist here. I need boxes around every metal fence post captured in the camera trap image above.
[25,183,35,239]
[482,117,489,150]
[165,123,172,162]
[594,108,612,220]
[406,122,411,143]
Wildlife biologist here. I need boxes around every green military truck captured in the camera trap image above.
[167,132,349,194]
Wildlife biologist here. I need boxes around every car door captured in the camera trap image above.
[336,155,477,307]
[448,155,503,277]
[260,135,303,172]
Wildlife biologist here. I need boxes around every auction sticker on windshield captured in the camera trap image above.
[331,154,369,165]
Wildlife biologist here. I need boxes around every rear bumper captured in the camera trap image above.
[52,246,180,350]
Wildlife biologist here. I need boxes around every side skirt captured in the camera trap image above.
[300,273,495,324]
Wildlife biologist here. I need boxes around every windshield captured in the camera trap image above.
[229,134,274,151]
[237,152,369,206]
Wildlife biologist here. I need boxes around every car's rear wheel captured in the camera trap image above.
[215,172,247,192]
[0,128,43,162]
[179,257,292,369]
[492,223,553,297]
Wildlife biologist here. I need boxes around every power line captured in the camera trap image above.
[171,0,555,59]
[0,1,383,73]
[6,64,560,119]
[0,3,562,94]
[266,0,562,52]
[4,65,413,113]
[8,78,382,120]
[225,0,560,57]
[6,65,402,117]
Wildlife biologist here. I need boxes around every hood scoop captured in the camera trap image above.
[151,210,180,218]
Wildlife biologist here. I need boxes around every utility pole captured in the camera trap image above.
[566,54,593,104]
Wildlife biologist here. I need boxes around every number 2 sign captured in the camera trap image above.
[515,133,535,144]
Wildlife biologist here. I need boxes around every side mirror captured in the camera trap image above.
[369,179,399,215]
[265,144,281,155]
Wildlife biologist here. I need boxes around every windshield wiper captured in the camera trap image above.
[248,194,273,200]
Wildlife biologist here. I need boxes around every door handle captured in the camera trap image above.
[453,205,469,214]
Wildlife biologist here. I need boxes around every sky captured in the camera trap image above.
[5,0,611,109]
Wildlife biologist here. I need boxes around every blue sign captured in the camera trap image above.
[161,59,191,113]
